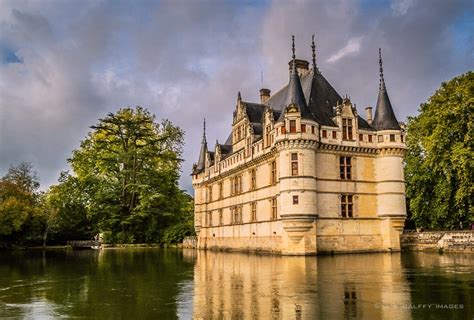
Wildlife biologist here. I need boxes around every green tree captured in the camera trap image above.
[44,171,94,244]
[0,162,43,245]
[405,71,473,229]
[0,180,34,236]
[69,106,185,243]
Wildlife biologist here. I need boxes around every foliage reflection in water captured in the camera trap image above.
[0,249,472,319]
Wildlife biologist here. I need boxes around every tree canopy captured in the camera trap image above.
[405,71,473,229]
[67,106,190,243]
[0,107,193,247]
[0,162,44,245]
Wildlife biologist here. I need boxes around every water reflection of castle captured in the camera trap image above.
[191,251,412,319]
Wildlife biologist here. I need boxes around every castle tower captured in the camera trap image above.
[274,36,319,255]
[373,49,406,250]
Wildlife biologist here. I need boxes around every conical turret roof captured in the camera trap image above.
[193,119,207,174]
[279,36,314,122]
[373,49,400,130]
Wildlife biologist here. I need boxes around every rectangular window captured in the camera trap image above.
[293,195,299,205]
[208,186,213,202]
[341,195,353,218]
[271,161,277,184]
[401,135,404,143]
[271,197,278,220]
[301,124,306,132]
[340,156,352,180]
[290,120,296,133]
[390,134,396,142]
[218,182,223,199]
[230,207,234,224]
[368,135,373,143]
[332,131,337,139]
[342,119,353,140]
[266,126,271,147]
[322,130,327,138]
[311,126,315,134]
[250,169,256,190]
[251,202,257,222]
[219,209,223,226]
[359,134,363,141]
[291,153,298,176]
[378,135,384,142]
[233,176,239,195]
[281,126,286,134]
[233,206,242,224]
[208,211,213,227]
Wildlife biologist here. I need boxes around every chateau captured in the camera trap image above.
[192,36,406,255]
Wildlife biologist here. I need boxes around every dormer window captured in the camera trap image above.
[290,120,296,133]
[342,118,353,140]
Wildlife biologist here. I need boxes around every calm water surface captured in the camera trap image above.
[0,249,472,319]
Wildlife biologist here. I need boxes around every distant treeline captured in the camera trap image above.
[0,107,194,248]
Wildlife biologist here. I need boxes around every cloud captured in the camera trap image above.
[326,37,363,63]
[0,0,473,194]
[391,0,415,16]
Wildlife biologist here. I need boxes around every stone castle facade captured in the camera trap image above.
[192,37,406,255]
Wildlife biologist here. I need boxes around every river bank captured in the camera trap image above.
[3,230,473,253]
[401,230,474,253]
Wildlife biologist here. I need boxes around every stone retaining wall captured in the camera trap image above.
[182,236,197,248]
[401,231,474,253]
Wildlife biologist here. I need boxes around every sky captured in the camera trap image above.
[0,0,473,194]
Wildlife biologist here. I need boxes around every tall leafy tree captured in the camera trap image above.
[2,162,40,194]
[405,72,473,229]
[69,107,185,243]
[0,162,42,245]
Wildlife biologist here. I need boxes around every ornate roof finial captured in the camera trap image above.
[311,34,319,74]
[202,118,207,142]
[237,91,242,102]
[292,35,296,61]
[379,48,385,91]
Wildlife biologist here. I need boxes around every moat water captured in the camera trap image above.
[0,249,472,319]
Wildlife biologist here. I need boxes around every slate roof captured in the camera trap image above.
[267,68,372,129]
[195,56,384,173]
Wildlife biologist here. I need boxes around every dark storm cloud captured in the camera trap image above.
[0,0,472,193]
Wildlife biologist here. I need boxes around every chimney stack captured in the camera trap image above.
[260,88,271,104]
[288,59,310,77]
[365,106,373,125]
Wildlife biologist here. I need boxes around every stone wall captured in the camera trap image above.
[400,231,474,253]
[182,236,197,249]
